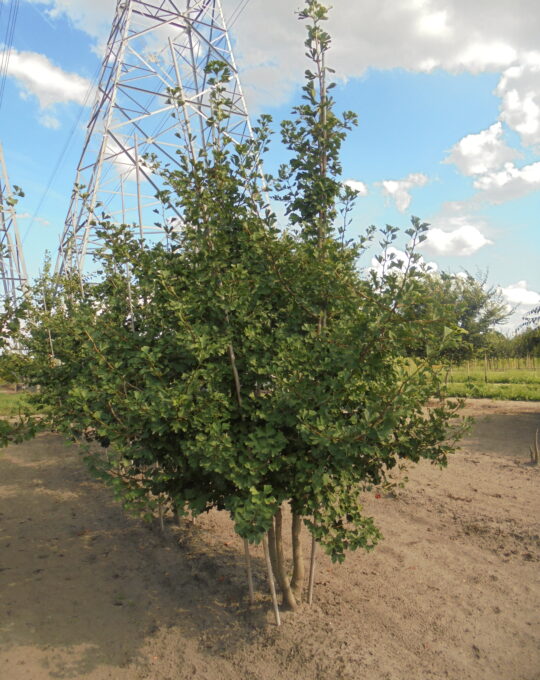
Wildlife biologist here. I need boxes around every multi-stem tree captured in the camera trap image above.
[2,1,466,615]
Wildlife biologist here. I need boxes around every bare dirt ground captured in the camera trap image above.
[1,399,539,680]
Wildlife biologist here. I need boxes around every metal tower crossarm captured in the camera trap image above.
[56,0,255,277]
[0,142,28,309]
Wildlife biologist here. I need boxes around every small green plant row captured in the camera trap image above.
[447,369,540,385]
[445,382,540,401]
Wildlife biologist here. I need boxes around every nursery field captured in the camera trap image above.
[0,399,539,680]
[0,390,26,416]
[445,363,540,401]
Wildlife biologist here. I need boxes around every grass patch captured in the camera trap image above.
[448,369,540,385]
[0,392,30,416]
[445,382,540,401]
[445,365,540,400]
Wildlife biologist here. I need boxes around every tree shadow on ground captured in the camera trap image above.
[460,412,539,460]
[0,434,286,679]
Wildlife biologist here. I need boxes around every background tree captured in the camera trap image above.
[408,271,510,361]
[512,326,540,358]
[482,330,513,359]
[509,303,540,359]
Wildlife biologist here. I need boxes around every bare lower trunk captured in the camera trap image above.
[275,507,298,610]
[307,533,317,605]
[243,539,255,604]
[290,512,305,600]
[262,534,281,626]
[264,506,307,614]
[267,519,279,580]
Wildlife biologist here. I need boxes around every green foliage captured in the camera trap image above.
[521,305,540,331]
[0,183,25,264]
[0,389,37,448]
[512,326,540,358]
[482,330,514,358]
[1,1,467,567]
[0,183,24,211]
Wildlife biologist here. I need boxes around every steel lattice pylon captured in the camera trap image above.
[0,142,27,309]
[56,0,254,276]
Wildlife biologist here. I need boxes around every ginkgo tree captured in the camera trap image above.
[2,0,466,619]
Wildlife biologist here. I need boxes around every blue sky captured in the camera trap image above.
[1,0,539,332]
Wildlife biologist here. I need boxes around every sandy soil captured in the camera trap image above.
[1,399,539,680]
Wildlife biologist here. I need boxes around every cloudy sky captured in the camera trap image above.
[1,0,539,331]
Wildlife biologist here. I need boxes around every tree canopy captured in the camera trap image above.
[1,0,467,611]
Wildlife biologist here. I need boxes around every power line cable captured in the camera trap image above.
[227,0,251,29]
[227,0,245,25]
[22,64,101,244]
[0,0,20,108]
[0,0,8,30]
[0,0,20,114]
[0,2,12,85]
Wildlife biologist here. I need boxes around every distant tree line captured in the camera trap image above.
[407,270,539,361]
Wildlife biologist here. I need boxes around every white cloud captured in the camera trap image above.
[25,1,540,112]
[344,179,368,196]
[232,0,540,109]
[496,51,540,148]
[499,281,540,306]
[472,161,540,203]
[379,173,429,213]
[445,122,520,175]
[370,246,437,277]
[16,212,51,226]
[420,216,493,256]
[26,0,116,40]
[418,57,440,72]
[417,11,450,37]
[453,42,517,72]
[103,136,156,184]
[2,47,91,112]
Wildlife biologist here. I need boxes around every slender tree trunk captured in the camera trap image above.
[275,507,298,610]
[243,539,255,605]
[267,518,279,582]
[307,534,317,605]
[262,534,281,626]
[290,512,305,600]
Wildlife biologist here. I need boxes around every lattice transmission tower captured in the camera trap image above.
[0,142,27,309]
[56,0,255,276]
